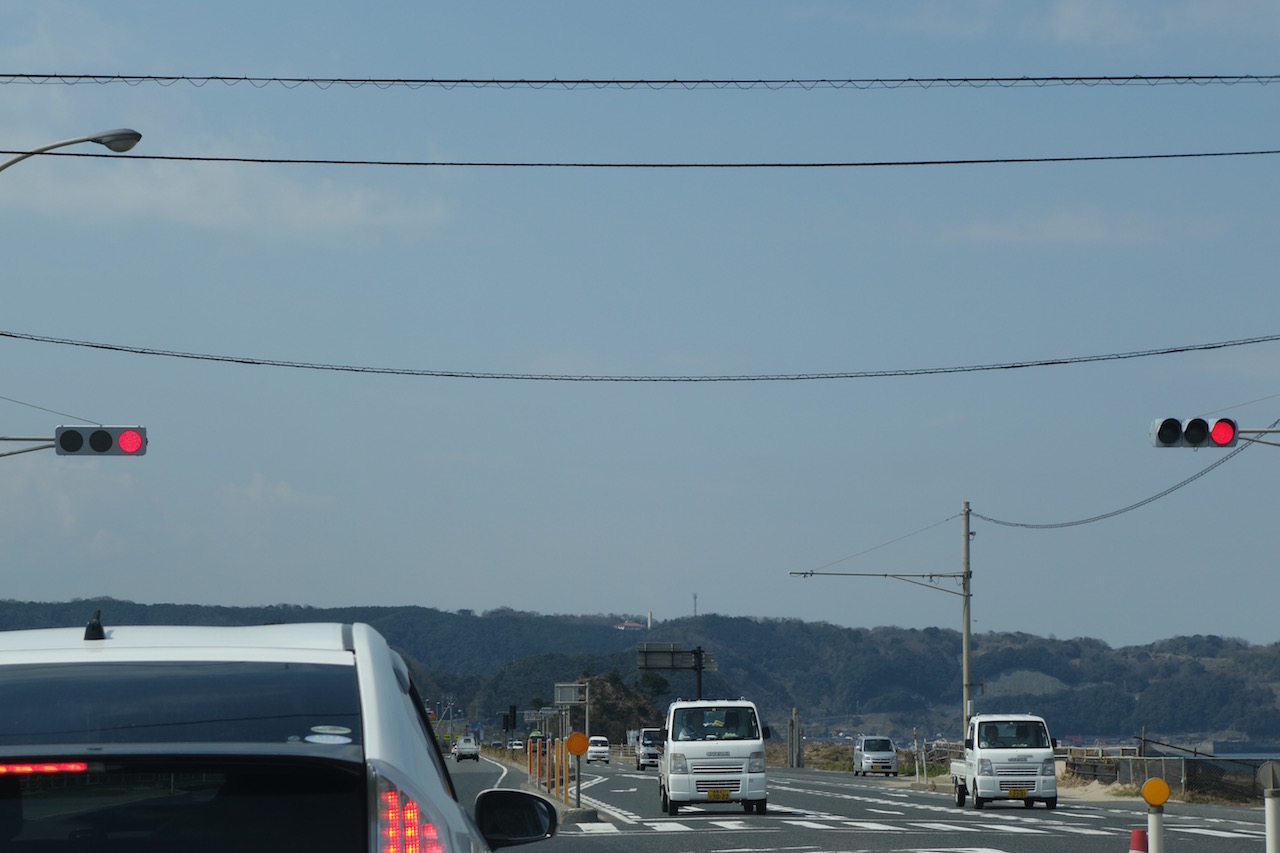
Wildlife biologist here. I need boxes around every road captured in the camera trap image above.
[450,753,1270,852]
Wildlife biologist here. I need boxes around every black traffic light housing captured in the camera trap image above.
[55,425,147,456]
[1150,417,1237,448]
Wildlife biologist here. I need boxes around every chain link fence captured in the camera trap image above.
[1065,748,1270,804]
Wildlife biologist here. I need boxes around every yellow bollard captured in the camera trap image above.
[557,739,565,802]
[562,738,569,804]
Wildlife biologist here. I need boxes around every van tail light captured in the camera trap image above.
[375,768,445,853]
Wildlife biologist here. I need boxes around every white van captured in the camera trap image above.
[658,699,771,815]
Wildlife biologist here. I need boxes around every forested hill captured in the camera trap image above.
[3,599,1279,744]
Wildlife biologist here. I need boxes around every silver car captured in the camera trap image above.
[0,617,556,851]
[853,734,899,776]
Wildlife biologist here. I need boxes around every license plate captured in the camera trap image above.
[707,789,730,801]
[1009,788,1028,799]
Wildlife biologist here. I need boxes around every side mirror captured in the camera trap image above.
[964,737,973,749]
[473,789,558,849]
[762,726,772,740]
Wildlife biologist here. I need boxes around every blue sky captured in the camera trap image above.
[2,2,1278,648]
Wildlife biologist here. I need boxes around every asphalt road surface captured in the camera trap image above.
[453,755,1270,853]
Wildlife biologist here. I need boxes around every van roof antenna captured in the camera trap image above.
[84,609,105,641]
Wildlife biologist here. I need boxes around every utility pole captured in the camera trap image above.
[788,501,975,738]
[961,501,972,734]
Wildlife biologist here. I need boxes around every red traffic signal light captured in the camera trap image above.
[1209,418,1237,446]
[1150,417,1237,448]
[54,426,147,456]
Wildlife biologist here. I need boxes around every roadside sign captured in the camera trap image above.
[1142,777,1171,806]
[1259,761,1280,790]
[566,732,589,756]
[555,682,588,704]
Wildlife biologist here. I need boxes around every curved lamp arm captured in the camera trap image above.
[0,128,142,174]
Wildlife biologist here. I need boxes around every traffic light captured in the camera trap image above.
[1150,417,1237,448]
[55,426,147,456]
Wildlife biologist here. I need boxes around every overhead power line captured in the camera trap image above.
[8,146,1280,171]
[972,415,1280,529]
[1,73,1276,91]
[799,411,1280,569]
[1,329,1275,383]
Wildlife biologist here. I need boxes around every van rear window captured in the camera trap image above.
[0,662,361,747]
[0,757,365,849]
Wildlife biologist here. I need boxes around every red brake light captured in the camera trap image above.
[378,777,443,853]
[0,762,89,775]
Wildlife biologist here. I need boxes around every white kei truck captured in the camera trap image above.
[658,699,771,815]
[635,726,663,770]
[951,713,1058,810]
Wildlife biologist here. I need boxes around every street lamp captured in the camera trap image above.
[0,128,142,175]
[0,127,145,461]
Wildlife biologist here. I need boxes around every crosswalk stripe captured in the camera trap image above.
[1057,826,1115,835]
[562,809,1264,841]
[1170,827,1263,838]
[986,823,1049,833]
[910,821,982,832]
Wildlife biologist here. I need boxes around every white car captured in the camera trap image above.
[586,735,611,763]
[0,617,557,851]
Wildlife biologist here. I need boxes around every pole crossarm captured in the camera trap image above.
[0,436,56,458]
[1239,429,1280,448]
[0,444,54,459]
[790,569,966,595]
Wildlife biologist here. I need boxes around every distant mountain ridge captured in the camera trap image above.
[3,599,1278,744]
